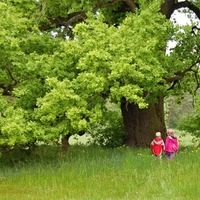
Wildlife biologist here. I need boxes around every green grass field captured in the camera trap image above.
[0,134,200,200]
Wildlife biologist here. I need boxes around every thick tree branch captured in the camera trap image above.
[40,12,87,30]
[4,65,18,85]
[160,0,200,20]
[40,0,138,30]
[174,0,200,20]
[123,0,137,13]
[160,0,176,19]
[39,0,200,30]
[166,59,200,90]
[192,67,200,93]
[0,65,18,95]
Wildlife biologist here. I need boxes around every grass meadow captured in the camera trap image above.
[0,131,199,200]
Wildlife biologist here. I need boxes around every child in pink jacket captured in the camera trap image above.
[165,129,179,160]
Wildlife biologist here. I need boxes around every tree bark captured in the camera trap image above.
[61,131,85,151]
[62,134,71,151]
[160,0,175,19]
[121,96,166,147]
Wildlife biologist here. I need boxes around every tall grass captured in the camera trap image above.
[0,145,200,200]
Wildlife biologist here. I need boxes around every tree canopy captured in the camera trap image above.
[0,0,200,151]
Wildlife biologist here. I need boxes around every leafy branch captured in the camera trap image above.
[0,64,18,96]
[166,58,200,91]
[174,0,200,19]
[40,0,138,30]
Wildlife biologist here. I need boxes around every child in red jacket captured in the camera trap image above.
[150,132,165,158]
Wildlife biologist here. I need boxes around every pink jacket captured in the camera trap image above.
[165,136,179,152]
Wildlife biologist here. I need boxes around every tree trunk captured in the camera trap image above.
[160,0,175,19]
[61,131,85,151]
[121,96,166,147]
[62,134,71,151]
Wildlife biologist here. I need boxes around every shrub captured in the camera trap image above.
[87,111,127,148]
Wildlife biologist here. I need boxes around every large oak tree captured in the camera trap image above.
[0,0,200,151]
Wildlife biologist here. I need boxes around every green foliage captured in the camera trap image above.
[0,0,200,151]
[87,110,127,148]
[165,23,200,97]
[0,107,36,149]
[74,4,172,106]
[178,95,200,139]
[100,2,129,26]
[165,94,195,128]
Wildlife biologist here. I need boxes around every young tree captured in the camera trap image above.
[0,0,200,151]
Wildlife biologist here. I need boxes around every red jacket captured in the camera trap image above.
[150,137,165,156]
